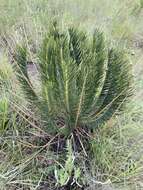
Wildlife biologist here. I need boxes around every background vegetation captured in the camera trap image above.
[0,0,143,189]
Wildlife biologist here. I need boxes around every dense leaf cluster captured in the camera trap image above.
[15,22,132,136]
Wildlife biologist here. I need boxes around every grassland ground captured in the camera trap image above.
[0,0,143,189]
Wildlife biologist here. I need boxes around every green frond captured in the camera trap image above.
[15,45,55,134]
[81,30,108,114]
[82,49,132,126]
[68,28,88,65]
[15,46,38,103]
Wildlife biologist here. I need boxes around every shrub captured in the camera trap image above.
[14,22,132,142]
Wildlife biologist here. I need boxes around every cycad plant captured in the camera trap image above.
[14,22,132,143]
